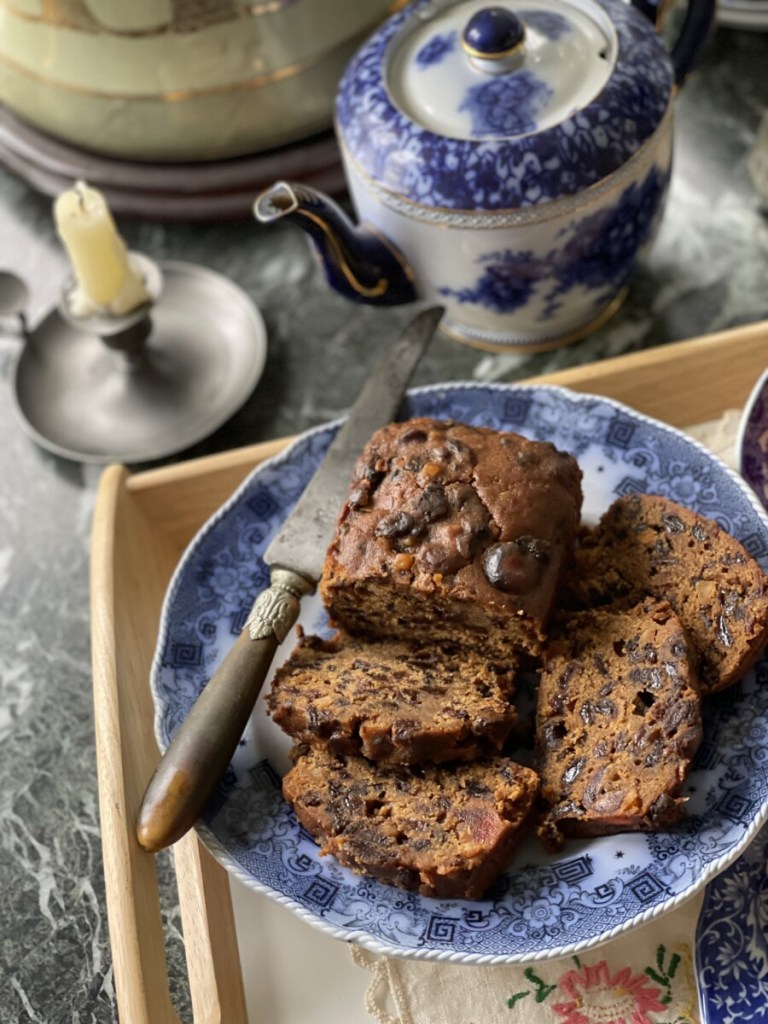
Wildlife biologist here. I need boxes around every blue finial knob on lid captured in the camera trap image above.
[462,6,525,59]
[461,6,526,74]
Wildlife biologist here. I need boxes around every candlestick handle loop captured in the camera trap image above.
[0,271,30,340]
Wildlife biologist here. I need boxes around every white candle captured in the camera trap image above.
[53,180,149,316]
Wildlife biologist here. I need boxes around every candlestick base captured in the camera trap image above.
[10,260,267,464]
[57,251,162,370]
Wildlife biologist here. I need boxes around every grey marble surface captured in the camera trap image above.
[0,20,767,1024]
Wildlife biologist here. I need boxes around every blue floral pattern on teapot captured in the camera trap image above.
[436,164,668,320]
[461,72,553,137]
[336,0,673,211]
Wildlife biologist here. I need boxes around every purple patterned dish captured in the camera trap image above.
[738,368,768,514]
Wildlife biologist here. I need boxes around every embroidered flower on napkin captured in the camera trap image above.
[354,895,702,1024]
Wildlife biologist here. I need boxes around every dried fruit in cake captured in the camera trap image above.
[320,417,583,659]
[535,599,702,841]
[268,629,518,765]
[283,745,540,900]
[563,493,768,693]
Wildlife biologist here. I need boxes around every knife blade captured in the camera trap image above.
[136,306,444,852]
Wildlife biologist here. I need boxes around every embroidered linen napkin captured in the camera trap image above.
[352,410,742,1024]
[354,891,704,1024]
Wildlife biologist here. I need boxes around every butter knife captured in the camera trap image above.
[137,306,444,852]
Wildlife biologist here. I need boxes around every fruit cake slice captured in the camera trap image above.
[564,493,768,693]
[268,629,518,765]
[536,599,702,840]
[283,746,539,900]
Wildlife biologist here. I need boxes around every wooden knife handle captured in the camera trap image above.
[136,568,314,853]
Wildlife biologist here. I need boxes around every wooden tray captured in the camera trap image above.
[90,319,768,1023]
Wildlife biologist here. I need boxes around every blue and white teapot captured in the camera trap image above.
[254,0,715,352]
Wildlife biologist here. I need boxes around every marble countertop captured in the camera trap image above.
[0,20,767,1023]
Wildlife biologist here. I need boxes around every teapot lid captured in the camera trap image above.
[336,0,673,211]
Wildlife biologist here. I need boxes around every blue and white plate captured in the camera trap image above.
[696,820,768,1023]
[696,819,768,1019]
[150,383,768,965]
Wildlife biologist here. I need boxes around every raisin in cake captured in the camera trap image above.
[320,417,583,659]
[283,746,539,900]
[268,630,518,765]
[536,599,702,840]
[564,493,768,693]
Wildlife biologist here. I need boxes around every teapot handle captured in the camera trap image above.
[631,0,716,86]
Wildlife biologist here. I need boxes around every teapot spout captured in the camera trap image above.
[253,181,417,306]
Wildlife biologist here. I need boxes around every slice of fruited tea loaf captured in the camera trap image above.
[283,745,539,900]
[268,629,518,766]
[536,598,702,841]
[563,493,768,693]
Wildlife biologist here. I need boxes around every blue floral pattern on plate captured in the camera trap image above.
[336,0,673,210]
[151,384,768,964]
[696,820,768,1023]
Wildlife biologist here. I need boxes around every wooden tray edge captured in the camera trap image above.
[91,465,248,1024]
[129,318,768,524]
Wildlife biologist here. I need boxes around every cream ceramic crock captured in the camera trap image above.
[0,0,403,161]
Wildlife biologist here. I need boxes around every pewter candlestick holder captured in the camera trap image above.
[58,252,163,371]
[9,253,267,464]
